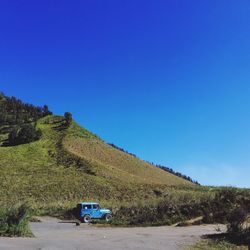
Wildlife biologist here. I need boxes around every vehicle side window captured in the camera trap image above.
[83,205,92,209]
[93,204,99,210]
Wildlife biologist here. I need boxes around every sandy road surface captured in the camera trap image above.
[0,217,224,250]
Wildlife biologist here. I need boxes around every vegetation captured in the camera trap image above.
[0,93,196,222]
[112,188,250,226]
[64,125,192,187]
[189,239,247,250]
[1,92,249,247]
[226,198,250,247]
[6,123,42,146]
[151,163,199,185]
[0,93,52,126]
[0,204,32,237]
[188,189,250,250]
[108,142,199,184]
[64,112,73,128]
[0,92,52,146]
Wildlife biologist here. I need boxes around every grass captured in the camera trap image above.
[64,121,192,186]
[1,98,249,244]
[189,239,248,250]
[0,115,196,215]
[2,114,249,239]
[1,115,249,237]
[0,204,33,237]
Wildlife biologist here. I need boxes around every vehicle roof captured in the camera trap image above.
[78,202,99,205]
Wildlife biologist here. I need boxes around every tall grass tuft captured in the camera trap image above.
[0,204,33,237]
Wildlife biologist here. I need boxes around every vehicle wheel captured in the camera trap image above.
[104,214,112,222]
[83,215,91,223]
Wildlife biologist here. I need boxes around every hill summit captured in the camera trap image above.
[0,93,196,208]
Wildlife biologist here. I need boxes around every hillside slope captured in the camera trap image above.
[0,114,193,208]
[64,122,190,186]
[0,93,195,209]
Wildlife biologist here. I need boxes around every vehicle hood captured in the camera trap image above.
[100,209,111,214]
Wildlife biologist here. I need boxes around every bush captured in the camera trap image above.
[227,201,250,246]
[113,201,199,226]
[113,189,250,227]
[0,204,33,237]
[64,112,72,128]
[6,124,42,146]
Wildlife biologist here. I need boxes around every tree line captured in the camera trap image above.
[0,93,52,146]
[0,93,52,126]
[150,163,200,185]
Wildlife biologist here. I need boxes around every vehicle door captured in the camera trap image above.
[91,204,101,219]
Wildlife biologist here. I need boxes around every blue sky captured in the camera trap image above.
[1,0,250,187]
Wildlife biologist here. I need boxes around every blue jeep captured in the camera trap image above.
[76,202,112,223]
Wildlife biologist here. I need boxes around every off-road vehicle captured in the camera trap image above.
[76,202,112,223]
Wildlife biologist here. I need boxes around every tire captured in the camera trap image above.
[83,215,91,223]
[104,214,112,222]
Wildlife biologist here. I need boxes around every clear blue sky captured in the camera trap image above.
[1,0,250,187]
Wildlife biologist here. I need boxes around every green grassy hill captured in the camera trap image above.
[0,94,195,212]
[1,94,250,249]
[64,122,190,186]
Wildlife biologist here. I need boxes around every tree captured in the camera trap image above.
[0,94,53,126]
[0,92,4,100]
[42,105,52,116]
[17,124,41,144]
[8,128,18,144]
[7,124,41,146]
[64,112,72,127]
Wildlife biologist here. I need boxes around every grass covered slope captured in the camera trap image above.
[63,122,190,186]
[0,114,194,210]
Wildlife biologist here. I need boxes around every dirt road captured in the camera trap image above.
[0,217,224,250]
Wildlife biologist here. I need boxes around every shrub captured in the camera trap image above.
[6,124,42,146]
[64,112,72,128]
[113,189,250,227]
[227,201,250,246]
[0,204,33,237]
